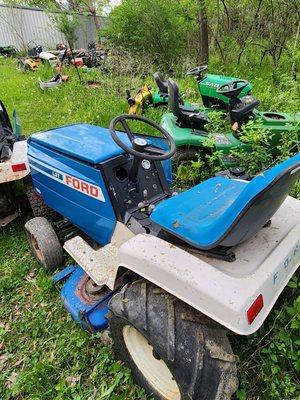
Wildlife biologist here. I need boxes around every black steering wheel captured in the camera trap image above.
[109,114,176,161]
[186,65,207,77]
[216,79,249,99]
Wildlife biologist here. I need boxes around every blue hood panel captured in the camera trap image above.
[29,124,128,164]
[29,123,173,184]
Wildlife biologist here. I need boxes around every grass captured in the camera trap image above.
[0,57,299,400]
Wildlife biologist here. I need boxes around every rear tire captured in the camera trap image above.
[109,279,238,400]
[172,147,199,168]
[25,217,63,271]
[24,176,59,220]
[0,185,13,218]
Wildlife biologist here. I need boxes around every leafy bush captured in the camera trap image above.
[234,276,300,400]
[103,0,192,66]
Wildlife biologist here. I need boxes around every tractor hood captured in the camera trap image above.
[29,123,129,165]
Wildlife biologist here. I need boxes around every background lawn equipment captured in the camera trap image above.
[161,79,300,168]
[38,49,70,90]
[19,41,59,71]
[61,42,106,70]
[0,100,29,227]
[25,114,300,399]
[127,66,253,114]
[126,85,154,114]
[126,76,191,115]
[0,45,16,57]
[186,64,252,109]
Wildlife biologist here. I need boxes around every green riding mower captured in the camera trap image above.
[126,66,252,114]
[153,65,253,110]
[161,79,300,168]
[0,45,16,57]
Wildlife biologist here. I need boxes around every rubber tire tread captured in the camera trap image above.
[172,147,200,168]
[24,176,59,220]
[109,279,239,400]
[25,217,63,271]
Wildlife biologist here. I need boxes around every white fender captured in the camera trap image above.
[118,196,300,335]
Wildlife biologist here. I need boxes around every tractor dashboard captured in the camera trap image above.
[100,153,171,226]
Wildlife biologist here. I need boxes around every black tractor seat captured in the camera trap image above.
[229,95,260,125]
[168,79,209,131]
[153,72,168,94]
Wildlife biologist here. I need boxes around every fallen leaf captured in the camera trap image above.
[25,269,36,281]
[12,358,23,367]
[5,371,18,388]
[66,375,81,387]
[49,351,55,363]
[0,353,11,371]
[101,329,112,346]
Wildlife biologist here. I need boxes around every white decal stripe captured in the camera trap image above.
[30,161,105,202]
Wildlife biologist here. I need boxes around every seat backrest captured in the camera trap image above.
[168,79,185,120]
[220,153,300,247]
[153,72,168,94]
[229,95,260,124]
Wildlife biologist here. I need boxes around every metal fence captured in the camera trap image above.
[0,4,105,51]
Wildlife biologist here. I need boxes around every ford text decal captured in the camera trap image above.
[29,157,105,202]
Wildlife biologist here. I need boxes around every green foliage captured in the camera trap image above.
[205,110,228,133]
[230,120,274,174]
[234,275,300,399]
[103,0,192,66]
[49,10,79,47]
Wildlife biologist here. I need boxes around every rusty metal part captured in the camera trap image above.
[0,211,19,227]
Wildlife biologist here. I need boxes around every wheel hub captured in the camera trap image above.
[123,325,181,400]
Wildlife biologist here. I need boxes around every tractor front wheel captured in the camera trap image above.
[24,176,59,220]
[25,217,63,271]
[109,279,238,400]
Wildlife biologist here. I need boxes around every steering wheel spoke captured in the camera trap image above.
[120,117,135,141]
[187,65,207,77]
[144,145,165,156]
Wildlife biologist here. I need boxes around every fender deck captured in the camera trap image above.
[64,196,300,335]
[117,196,300,335]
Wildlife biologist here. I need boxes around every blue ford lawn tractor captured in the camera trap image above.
[25,114,300,400]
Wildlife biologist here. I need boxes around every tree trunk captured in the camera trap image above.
[198,0,209,64]
[69,0,79,11]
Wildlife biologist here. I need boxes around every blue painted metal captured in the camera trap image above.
[29,124,129,164]
[29,123,173,184]
[61,265,112,332]
[29,123,172,183]
[151,153,300,249]
[52,265,76,284]
[28,140,117,245]
[27,123,172,245]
